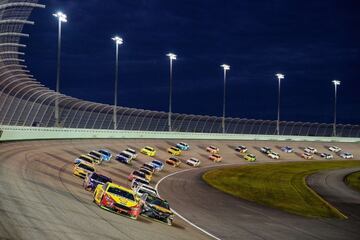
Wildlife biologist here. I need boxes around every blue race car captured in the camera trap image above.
[98,149,112,161]
[176,142,190,151]
[115,151,132,164]
[149,160,164,171]
[83,172,112,191]
[281,146,294,153]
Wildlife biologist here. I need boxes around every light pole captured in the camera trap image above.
[167,53,176,131]
[332,80,341,136]
[221,64,230,134]
[112,36,123,130]
[53,11,67,127]
[275,73,284,135]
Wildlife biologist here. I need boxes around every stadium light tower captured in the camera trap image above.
[53,11,67,127]
[275,73,285,135]
[112,36,123,130]
[332,80,341,136]
[221,64,230,134]
[167,53,176,131]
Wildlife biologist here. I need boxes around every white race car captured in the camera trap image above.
[340,152,353,159]
[320,153,333,159]
[304,147,317,154]
[186,158,201,167]
[267,151,280,159]
[134,184,158,197]
[328,146,342,153]
[124,148,137,160]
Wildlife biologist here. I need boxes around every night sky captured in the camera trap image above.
[24,0,360,124]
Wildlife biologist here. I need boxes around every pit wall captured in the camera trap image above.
[1,125,359,143]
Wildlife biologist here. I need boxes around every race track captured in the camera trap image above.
[0,139,359,240]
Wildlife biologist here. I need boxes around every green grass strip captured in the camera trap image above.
[203,161,360,219]
[345,171,360,192]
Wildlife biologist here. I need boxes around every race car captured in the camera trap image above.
[73,162,95,178]
[87,151,103,164]
[139,168,153,182]
[260,147,272,154]
[340,152,354,159]
[83,172,112,191]
[98,149,112,161]
[281,146,294,153]
[142,163,155,173]
[134,184,158,197]
[124,148,137,160]
[209,154,222,162]
[131,178,150,189]
[329,146,342,153]
[206,145,219,154]
[302,152,313,160]
[149,160,164,171]
[176,142,190,151]
[74,154,96,165]
[244,153,256,162]
[320,153,333,159]
[235,145,248,153]
[166,157,181,167]
[304,147,318,154]
[141,146,156,157]
[128,170,147,181]
[115,151,132,164]
[186,157,201,167]
[167,146,181,156]
[141,194,174,226]
[267,151,280,159]
[93,182,142,220]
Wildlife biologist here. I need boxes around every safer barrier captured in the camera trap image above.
[1,125,359,143]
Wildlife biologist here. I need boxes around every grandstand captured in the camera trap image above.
[0,0,359,137]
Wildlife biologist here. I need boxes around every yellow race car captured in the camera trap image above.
[93,182,142,220]
[140,146,156,157]
[244,153,256,162]
[73,162,95,178]
[139,168,153,182]
[167,146,181,156]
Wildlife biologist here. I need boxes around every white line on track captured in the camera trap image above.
[155,163,238,240]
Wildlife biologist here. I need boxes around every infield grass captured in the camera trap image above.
[345,171,360,192]
[203,161,360,219]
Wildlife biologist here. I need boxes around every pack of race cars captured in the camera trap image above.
[72,142,354,225]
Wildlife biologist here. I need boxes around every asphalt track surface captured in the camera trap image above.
[0,139,359,240]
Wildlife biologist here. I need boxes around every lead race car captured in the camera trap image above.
[93,182,142,220]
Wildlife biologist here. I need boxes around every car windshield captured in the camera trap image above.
[190,158,198,162]
[126,149,135,154]
[79,156,92,162]
[147,195,170,209]
[152,160,162,165]
[139,188,156,195]
[107,187,135,201]
[140,169,151,175]
[145,147,153,151]
[92,173,111,183]
[135,179,148,185]
[120,152,131,158]
[134,171,146,178]
[78,163,94,172]
[99,150,110,156]
[143,164,154,169]
[90,152,101,158]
